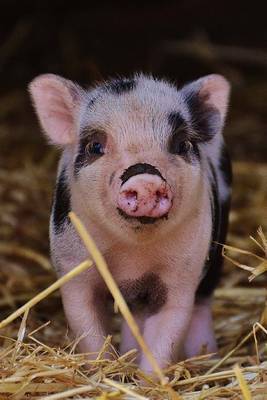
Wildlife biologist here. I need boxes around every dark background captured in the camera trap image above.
[0,0,267,164]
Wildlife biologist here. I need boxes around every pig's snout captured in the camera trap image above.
[117,174,173,218]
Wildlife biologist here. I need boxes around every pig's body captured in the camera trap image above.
[30,73,231,371]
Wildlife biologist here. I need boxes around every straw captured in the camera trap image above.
[0,259,93,329]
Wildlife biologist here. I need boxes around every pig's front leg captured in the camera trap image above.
[60,275,109,358]
[183,298,217,358]
[120,315,144,361]
[139,294,195,373]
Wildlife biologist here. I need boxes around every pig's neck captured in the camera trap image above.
[68,163,211,286]
[106,181,211,285]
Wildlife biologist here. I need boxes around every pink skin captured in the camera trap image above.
[183,299,217,358]
[117,174,173,218]
[29,73,230,374]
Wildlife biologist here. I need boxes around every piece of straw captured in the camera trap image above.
[38,384,96,400]
[0,259,93,329]
[103,378,148,400]
[69,211,167,385]
[233,364,252,400]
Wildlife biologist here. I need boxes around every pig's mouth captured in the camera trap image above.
[117,208,169,225]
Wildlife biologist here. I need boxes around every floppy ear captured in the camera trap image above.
[181,74,230,140]
[29,74,84,146]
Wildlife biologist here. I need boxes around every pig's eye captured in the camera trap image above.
[177,140,192,154]
[169,135,194,155]
[88,142,105,155]
[85,130,107,160]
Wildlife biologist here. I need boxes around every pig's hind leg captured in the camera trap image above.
[183,298,217,358]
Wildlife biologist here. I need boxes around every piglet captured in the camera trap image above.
[29,73,232,372]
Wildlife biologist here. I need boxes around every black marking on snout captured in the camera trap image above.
[118,272,168,314]
[117,208,168,225]
[105,78,137,95]
[52,168,71,234]
[120,163,165,185]
[168,111,201,162]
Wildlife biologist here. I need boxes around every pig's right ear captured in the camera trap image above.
[29,74,84,146]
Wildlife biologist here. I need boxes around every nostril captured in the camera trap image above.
[123,190,138,209]
[125,190,138,201]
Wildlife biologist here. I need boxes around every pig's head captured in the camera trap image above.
[29,73,230,242]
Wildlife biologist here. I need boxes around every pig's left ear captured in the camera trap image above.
[181,74,230,138]
[29,74,84,146]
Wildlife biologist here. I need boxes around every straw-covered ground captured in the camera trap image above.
[0,59,267,397]
[0,144,267,399]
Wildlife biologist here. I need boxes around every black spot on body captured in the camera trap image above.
[118,272,167,314]
[120,163,165,185]
[220,144,232,186]
[105,78,136,95]
[196,160,231,298]
[52,168,71,234]
[87,96,97,109]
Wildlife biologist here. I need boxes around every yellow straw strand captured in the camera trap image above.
[38,384,95,400]
[0,259,93,330]
[103,378,148,400]
[233,364,252,400]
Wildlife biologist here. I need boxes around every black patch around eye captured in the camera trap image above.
[52,168,71,234]
[196,159,231,298]
[169,136,200,162]
[74,130,106,177]
[186,93,221,142]
[88,142,104,155]
[168,111,185,132]
[168,112,200,162]
[105,78,136,95]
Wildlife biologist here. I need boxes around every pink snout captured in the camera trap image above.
[117,174,173,218]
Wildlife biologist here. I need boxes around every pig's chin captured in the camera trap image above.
[117,208,169,226]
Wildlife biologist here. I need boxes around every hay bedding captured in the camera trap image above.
[0,152,267,399]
